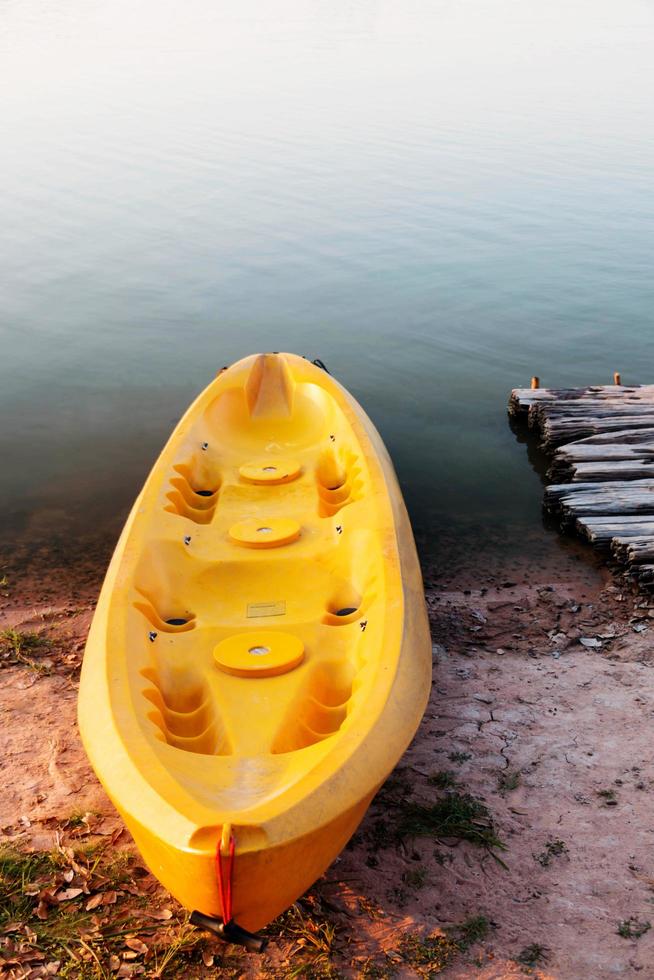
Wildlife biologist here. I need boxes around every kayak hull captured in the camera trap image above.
[119,791,374,931]
[79,352,431,931]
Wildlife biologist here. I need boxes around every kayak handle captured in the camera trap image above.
[311,357,330,374]
[190,910,268,953]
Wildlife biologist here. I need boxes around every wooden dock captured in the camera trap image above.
[509,382,654,590]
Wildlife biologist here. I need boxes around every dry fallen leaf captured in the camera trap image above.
[202,950,214,967]
[85,893,104,911]
[125,938,148,956]
[56,887,84,902]
[102,890,118,905]
[147,908,173,920]
[18,949,46,963]
[94,819,116,836]
[37,887,57,903]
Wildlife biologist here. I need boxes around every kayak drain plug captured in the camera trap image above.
[190,910,268,953]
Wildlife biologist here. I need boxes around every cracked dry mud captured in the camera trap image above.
[2,533,654,977]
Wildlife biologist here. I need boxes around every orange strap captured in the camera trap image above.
[215,831,235,924]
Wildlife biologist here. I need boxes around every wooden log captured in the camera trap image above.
[546,481,614,501]
[533,407,654,425]
[570,459,654,482]
[554,443,654,462]
[552,494,654,519]
[545,480,654,525]
[612,537,654,565]
[507,385,648,417]
[546,478,654,499]
[509,387,654,430]
[633,564,654,585]
[548,432,654,480]
[577,518,654,545]
[508,388,585,417]
[580,515,654,523]
[558,428,654,447]
[534,408,654,425]
[508,378,654,590]
[539,417,654,448]
[549,453,654,483]
[514,385,651,401]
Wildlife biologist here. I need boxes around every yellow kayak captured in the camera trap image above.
[78,352,431,946]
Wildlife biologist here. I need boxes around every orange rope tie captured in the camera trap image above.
[215,832,236,924]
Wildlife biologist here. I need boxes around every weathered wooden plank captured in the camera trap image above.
[570,460,654,482]
[559,429,654,447]
[533,397,654,412]
[611,536,654,562]
[578,521,654,544]
[578,518,654,536]
[508,388,590,416]
[508,385,646,417]
[546,479,654,499]
[611,534,654,547]
[549,482,654,522]
[553,445,654,464]
[510,380,654,588]
[539,417,654,448]
[551,487,654,503]
[549,433,654,480]
[581,515,654,524]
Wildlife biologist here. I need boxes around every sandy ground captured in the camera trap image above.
[2,533,654,978]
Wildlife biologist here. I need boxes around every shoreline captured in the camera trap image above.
[2,539,654,977]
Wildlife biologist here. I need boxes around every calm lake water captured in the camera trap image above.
[2,1,653,570]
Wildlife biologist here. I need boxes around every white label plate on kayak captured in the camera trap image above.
[247,601,286,618]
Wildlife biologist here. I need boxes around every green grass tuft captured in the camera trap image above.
[450,914,491,951]
[498,770,521,794]
[534,838,568,867]
[266,899,339,978]
[395,792,507,861]
[402,866,427,889]
[396,916,491,977]
[0,842,219,978]
[397,931,459,975]
[516,943,549,967]
[617,917,651,939]
[0,628,53,670]
[428,770,459,790]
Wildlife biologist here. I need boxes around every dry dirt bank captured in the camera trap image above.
[2,535,654,978]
